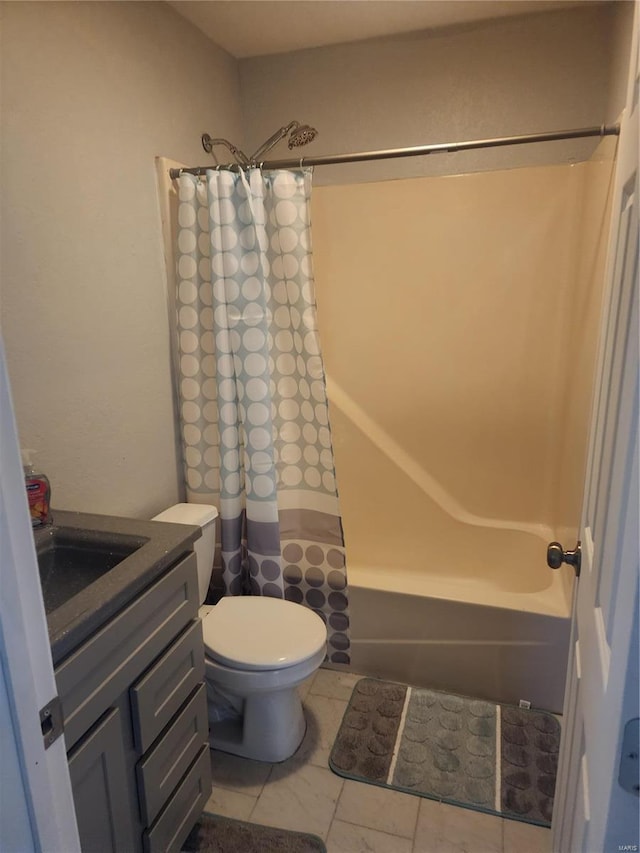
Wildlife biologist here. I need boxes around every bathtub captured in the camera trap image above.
[324,385,575,714]
[346,552,572,715]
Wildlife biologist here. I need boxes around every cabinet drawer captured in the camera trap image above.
[137,683,208,826]
[131,620,205,754]
[143,746,212,853]
[56,553,198,749]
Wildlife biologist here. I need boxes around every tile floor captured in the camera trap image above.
[203,667,552,853]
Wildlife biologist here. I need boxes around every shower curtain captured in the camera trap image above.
[175,167,349,664]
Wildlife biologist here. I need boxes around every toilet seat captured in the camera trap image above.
[202,596,326,672]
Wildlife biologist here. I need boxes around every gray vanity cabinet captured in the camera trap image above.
[55,550,212,853]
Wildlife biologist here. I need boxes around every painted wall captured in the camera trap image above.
[239,5,617,186]
[606,1,636,122]
[0,1,243,518]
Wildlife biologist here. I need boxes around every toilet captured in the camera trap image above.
[152,503,327,763]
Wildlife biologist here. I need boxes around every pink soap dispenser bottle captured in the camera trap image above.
[21,449,52,528]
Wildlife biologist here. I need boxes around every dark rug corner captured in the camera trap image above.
[329,676,561,828]
[183,812,327,853]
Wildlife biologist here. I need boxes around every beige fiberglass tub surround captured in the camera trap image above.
[312,146,616,714]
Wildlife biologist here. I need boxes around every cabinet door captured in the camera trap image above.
[68,707,138,853]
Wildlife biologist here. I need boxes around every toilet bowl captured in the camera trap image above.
[202,595,326,762]
[152,503,327,763]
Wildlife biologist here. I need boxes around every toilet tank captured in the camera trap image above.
[152,503,218,605]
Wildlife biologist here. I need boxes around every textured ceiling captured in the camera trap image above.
[168,0,593,58]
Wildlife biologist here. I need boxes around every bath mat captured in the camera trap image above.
[182,812,327,853]
[329,678,561,827]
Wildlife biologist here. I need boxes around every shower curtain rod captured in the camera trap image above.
[169,124,619,178]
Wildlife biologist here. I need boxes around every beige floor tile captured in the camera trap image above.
[209,749,272,797]
[327,819,413,853]
[250,760,344,839]
[296,693,349,767]
[414,799,502,853]
[311,667,363,701]
[503,817,551,853]
[203,786,257,821]
[298,671,318,702]
[336,779,420,839]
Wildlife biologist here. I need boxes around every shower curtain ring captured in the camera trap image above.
[300,157,304,169]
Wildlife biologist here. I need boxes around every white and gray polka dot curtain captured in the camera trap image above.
[176,168,349,663]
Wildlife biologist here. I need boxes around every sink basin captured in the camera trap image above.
[37,527,149,614]
[34,510,201,664]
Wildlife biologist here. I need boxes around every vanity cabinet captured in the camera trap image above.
[54,550,211,853]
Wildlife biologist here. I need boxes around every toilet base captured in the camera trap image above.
[208,686,306,763]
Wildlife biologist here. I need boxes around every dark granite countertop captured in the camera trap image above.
[36,509,200,665]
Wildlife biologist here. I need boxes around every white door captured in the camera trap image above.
[551,12,639,853]
[0,337,80,851]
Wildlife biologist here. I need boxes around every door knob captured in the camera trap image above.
[547,541,581,577]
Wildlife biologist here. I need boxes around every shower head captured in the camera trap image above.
[287,123,318,149]
[250,120,318,162]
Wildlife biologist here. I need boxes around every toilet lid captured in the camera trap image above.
[202,597,327,671]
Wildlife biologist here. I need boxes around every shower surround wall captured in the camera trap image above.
[309,151,615,711]
[312,154,616,567]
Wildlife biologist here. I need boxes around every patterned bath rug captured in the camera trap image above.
[182,813,327,853]
[329,677,561,827]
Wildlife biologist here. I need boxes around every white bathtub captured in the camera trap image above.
[326,388,574,714]
[347,555,572,715]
